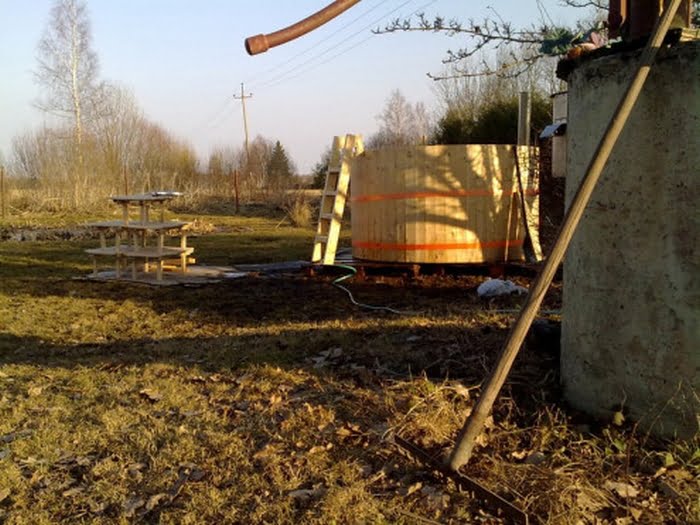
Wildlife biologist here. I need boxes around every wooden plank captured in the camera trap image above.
[86,246,194,258]
[85,220,190,230]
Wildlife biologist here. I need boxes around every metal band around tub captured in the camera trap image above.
[351,239,525,251]
[351,189,538,203]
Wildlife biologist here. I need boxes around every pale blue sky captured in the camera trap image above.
[1,1,585,172]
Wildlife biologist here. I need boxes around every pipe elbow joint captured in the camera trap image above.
[245,34,269,55]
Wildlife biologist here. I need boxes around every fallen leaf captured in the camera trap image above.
[401,481,423,497]
[668,468,693,482]
[663,452,676,467]
[511,450,529,460]
[89,501,108,514]
[27,386,43,397]
[179,462,206,481]
[612,411,625,426]
[605,480,639,499]
[652,466,667,479]
[525,451,547,465]
[145,493,170,512]
[253,443,280,461]
[62,487,84,498]
[630,508,643,521]
[124,497,145,518]
[288,488,325,502]
[307,443,333,455]
[614,518,633,525]
[451,383,471,400]
[269,394,282,405]
[139,389,162,402]
[0,488,10,503]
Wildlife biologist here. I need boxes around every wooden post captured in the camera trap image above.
[233,169,240,214]
[0,165,5,219]
[123,166,129,195]
[447,0,684,472]
[518,92,531,147]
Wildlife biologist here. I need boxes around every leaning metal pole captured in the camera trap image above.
[447,0,683,472]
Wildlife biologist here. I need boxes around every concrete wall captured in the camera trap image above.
[562,41,700,439]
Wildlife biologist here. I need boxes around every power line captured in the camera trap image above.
[253,0,420,90]
[192,96,234,134]
[245,0,391,86]
[258,0,438,92]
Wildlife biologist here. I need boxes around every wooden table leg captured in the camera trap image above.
[180,234,188,273]
[115,232,122,278]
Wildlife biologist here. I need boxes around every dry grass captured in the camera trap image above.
[0,210,697,524]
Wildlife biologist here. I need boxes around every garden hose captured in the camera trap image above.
[328,264,413,315]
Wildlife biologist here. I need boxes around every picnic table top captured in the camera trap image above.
[111,192,183,203]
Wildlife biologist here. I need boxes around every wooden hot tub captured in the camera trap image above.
[350,144,539,264]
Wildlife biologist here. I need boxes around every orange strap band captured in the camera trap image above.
[352,239,524,251]
[351,189,538,203]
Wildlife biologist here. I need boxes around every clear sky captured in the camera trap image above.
[1,0,585,173]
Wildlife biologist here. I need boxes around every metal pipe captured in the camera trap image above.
[245,0,361,55]
[446,0,684,472]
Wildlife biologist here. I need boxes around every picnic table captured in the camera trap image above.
[85,192,194,281]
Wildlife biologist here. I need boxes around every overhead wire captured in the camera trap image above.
[244,0,392,86]
[191,95,234,134]
[255,0,437,92]
[254,0,417,89]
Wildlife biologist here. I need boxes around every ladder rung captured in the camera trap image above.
[328,166,341,174]
[315,235,328,243]
[320,213,335,220]
[323,191,338,197]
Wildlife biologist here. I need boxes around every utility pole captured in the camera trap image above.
[233,83,253,166]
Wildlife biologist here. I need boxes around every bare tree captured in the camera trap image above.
[368,89,431,148]
[375,2,607,79]
[35,0,103,166]
[90,83,143,177]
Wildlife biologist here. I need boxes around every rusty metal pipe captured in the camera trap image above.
[245,0,361,55]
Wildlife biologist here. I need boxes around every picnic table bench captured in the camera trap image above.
[85,193,194,281]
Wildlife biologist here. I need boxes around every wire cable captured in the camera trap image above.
[329,264,416,315]
[254,0,422,89]
[257,0,437,92]
[245,0,392,86]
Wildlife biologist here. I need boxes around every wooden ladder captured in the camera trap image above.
[311,134,363,264]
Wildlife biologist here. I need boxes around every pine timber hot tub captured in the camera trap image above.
[349,144,539,264]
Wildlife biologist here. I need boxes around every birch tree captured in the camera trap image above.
[35,0,102,167]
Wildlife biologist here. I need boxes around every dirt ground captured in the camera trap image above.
[0,213,697,524]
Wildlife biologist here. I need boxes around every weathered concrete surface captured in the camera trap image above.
[562,41,700,439]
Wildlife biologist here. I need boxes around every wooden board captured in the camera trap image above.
[85,220,190,230]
